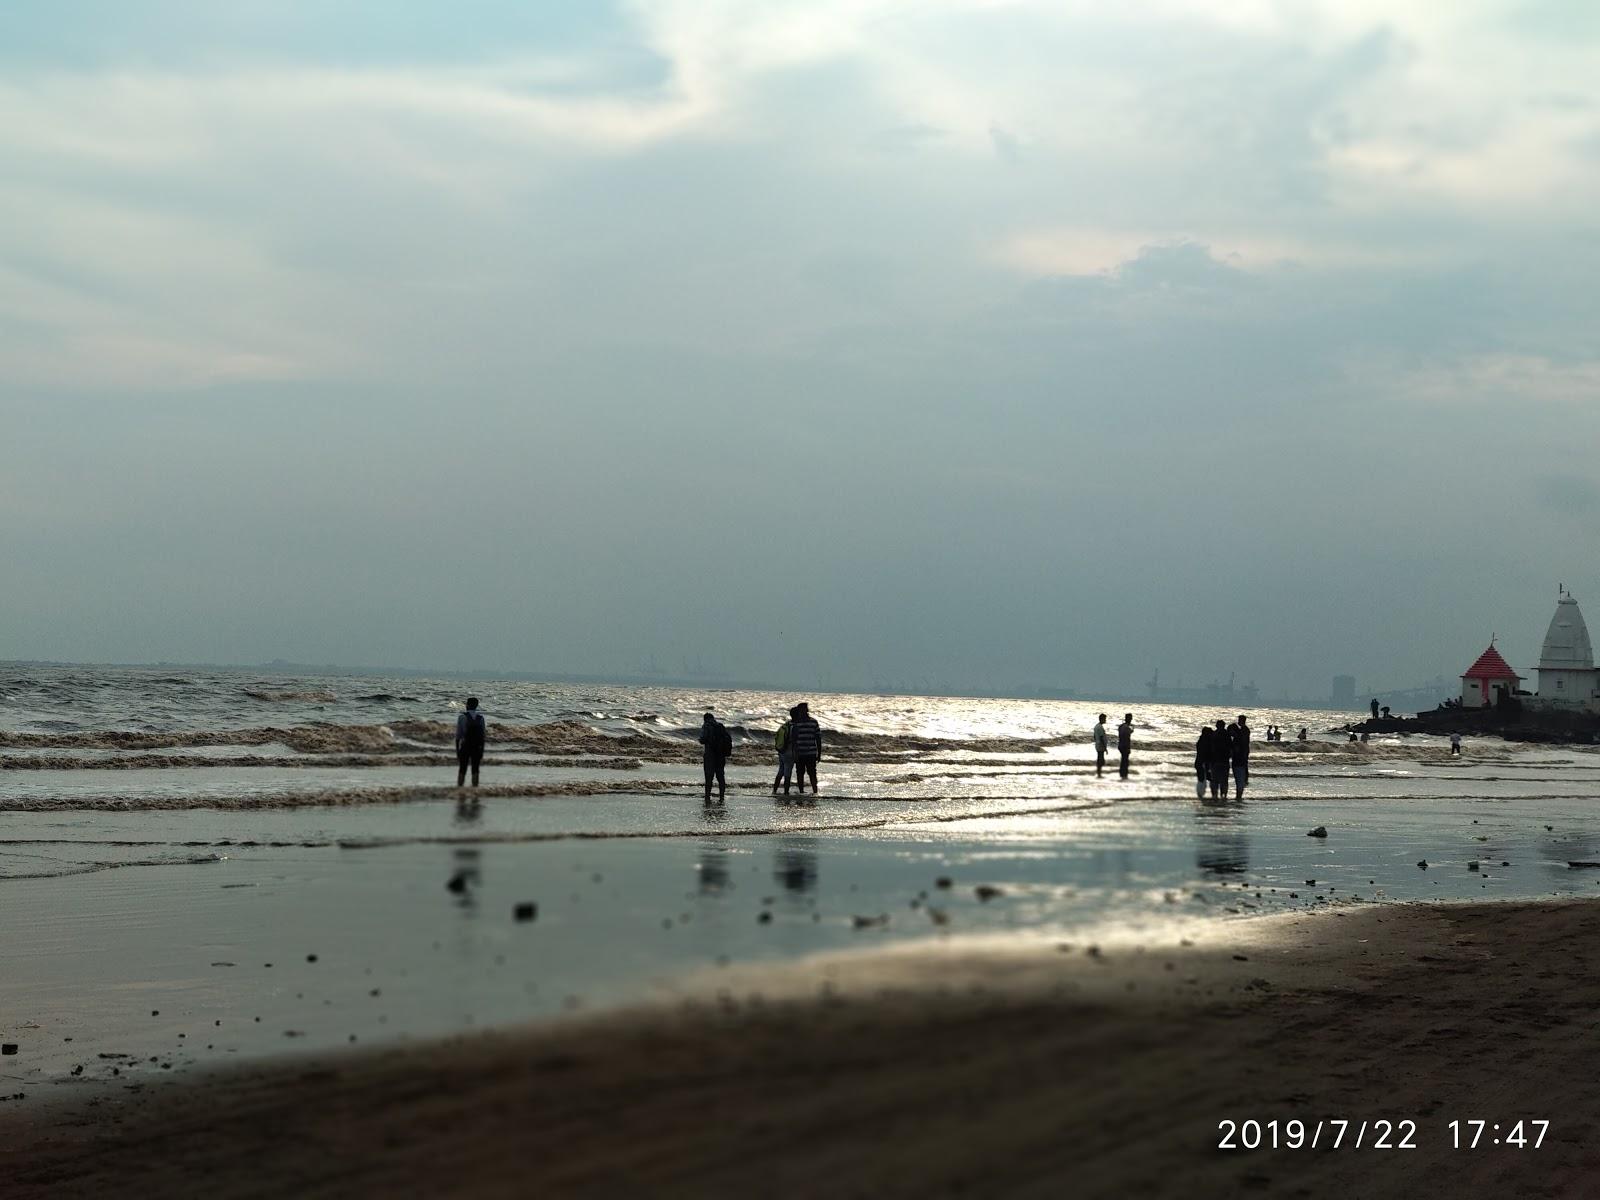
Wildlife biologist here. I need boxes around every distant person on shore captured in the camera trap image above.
[1093,714,1109,777]
[1230,715,1251,798]
[1450,731,1462,757]
[455,697,486,788]
[789,702,823,794]
[1371,698,1380,720]
[772,708,795,795]
[1193,725,1213,798]
[698,710,732,804]
[1297,726,1308,742]
[1207,719,1232,799]
[1116,714,1133,778]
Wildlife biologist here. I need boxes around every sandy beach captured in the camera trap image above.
[7,897,1598,1199]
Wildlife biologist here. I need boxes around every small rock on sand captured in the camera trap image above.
[934,877,953,889]
[852,914,889,929]
[1307,826,1328,838]
[974,885,1004,902]
[1417,860,1429,869]
[0,1045,16,1056]
[514,903,538,922]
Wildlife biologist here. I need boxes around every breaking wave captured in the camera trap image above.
[243,689,338,703]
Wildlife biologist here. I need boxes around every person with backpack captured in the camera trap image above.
[772,707,795,795]
[789,702,823,794]
[698,710,732,804]
[455,696,487,788]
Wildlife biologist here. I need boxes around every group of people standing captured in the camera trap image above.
[698,703,823,804]
[1195,715,1251,799]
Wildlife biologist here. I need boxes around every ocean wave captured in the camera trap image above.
[0,779,682,812]
[244,688,338,703]
[0,753,643,772]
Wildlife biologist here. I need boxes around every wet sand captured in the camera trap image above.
[7,899,1600,1199]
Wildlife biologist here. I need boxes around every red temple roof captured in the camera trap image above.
[1462,644,1521,681]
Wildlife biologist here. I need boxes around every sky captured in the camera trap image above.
[2,0,1598,699]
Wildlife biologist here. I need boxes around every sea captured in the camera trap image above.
[5,663,1600,1085]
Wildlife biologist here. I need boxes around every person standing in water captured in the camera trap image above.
[772,707,795,795]
[1116,713,1133,778]
[789,702,823,794]
[1193,725,1213,798]
[1229,714,1251,799]
[1450,731,1462,757]
[1206,719,1232,798]
[1093,713,1109,777]
[698,710,732,804]
[455,697,487,788]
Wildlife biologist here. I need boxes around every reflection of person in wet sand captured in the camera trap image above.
[455,697,486,788]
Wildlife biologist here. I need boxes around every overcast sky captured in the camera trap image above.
[3,1,1598,699]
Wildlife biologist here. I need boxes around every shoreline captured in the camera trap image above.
[7,899,1600,1198]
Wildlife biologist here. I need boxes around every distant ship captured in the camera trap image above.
[1145,669,1259,706]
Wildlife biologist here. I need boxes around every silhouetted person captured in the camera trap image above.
[1116,713,1133,778]
[1380,705,1391,720]
[789,702,823,794]
[772,707,795,795]
[1450,731,1462,756]
[1193,726,1213,798]
[698,710,732,803]
[1370,698,1380,720]
[1348,731,1359,743]
[1093,713,1109,777]
[1230,714,1250,799]
[1207,719,1232,798]
[455,697,486,788]
[1297,726,1308,742]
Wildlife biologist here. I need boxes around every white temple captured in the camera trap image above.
[1533,588,1599,709]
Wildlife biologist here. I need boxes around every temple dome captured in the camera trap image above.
[1538,595,1594,671]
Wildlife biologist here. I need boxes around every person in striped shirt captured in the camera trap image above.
[788,702,823,795]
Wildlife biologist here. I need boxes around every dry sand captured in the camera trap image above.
[6,899,1600,1199]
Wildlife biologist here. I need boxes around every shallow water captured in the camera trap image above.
[4,665,1599,1093]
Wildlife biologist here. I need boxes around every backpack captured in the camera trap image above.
[716,724,733,759]
[775,721,790,751]
[462,711,486,748]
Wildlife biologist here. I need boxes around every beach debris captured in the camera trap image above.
[927,907,949,925]
[1305,879,1316,886]
[852,914,889,929]
[1307,826,1328,838]
[1567,861,1600,869]
[306,954,318,963]
[151,1010,159,1017]
[514,902,538,922]
[210,961,235,967]
[974,884,1004,902]
[0,1045,16,1056]
[1501,861,1510,867]
[71,1065,82,1075]
[1417,860,1429,869]
[1546,825,1554,832]
[756,911,772,925]
[934,876,953,889]
[445,872,468,894]
[1086,945,1103,959]
[1468,861,1480,871]
[1056,942,1074,953]
[1474,836,1489,842]
[1232,954,1249,962]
